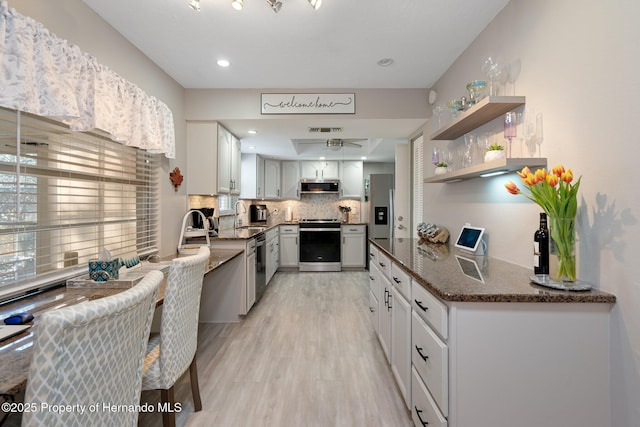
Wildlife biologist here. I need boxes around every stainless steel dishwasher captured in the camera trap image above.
[255,233,267,301]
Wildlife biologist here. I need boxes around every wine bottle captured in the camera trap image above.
[533,212,549,275]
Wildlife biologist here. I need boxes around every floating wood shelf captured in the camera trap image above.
[424,157,547,183]
[431,96,526,141]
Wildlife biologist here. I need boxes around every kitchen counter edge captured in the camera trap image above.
[369,238,616,304]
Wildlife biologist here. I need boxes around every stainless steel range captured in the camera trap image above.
[299,219,341,272]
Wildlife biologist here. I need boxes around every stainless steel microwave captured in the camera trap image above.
[299,179,340,194]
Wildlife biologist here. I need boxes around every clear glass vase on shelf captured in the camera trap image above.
[548,216,576,282]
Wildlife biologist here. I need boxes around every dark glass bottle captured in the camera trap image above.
[533,212,549,275]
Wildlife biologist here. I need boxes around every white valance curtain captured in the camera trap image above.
[0,1,175,158]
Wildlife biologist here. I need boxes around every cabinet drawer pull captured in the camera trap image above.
[369,307,375,313]
[369,276,374,281]
[379,261,385,267]
[384,288,389,305]
[392,276,401,284]
[414,406,429,426]
[387,293,392,311]
[414,299,428,312]
[415,345,429,362]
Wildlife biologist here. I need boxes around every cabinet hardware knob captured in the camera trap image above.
[393,277,401,284]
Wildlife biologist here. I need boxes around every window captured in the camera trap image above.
[0,108,159,299]
[217,194,238,214]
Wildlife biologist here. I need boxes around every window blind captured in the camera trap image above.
[0,108,159,299]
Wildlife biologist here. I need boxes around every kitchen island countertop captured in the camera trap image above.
[370,238,616,304]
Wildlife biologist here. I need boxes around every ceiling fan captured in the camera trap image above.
[295,138,366,150]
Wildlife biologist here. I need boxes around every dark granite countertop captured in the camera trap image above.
[370,238,616,304]
[212,221,367,241]
[0,249,243,397]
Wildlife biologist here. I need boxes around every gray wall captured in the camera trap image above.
[427,0,640,424]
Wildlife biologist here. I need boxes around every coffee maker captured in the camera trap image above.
[191,208,218,235]
[249,204,268,223]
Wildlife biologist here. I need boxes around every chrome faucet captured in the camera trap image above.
[234,200,247,229]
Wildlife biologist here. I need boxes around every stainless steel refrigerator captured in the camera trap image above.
[369,174,395,241]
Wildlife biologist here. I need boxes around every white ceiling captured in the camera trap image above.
[82,0,510,161]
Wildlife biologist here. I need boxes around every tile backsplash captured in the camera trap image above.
[188,194,362,230]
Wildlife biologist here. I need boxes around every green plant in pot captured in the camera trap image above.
[434,162,448,175]
[484,143,505,162]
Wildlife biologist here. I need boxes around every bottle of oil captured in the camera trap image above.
[534,212,549,275]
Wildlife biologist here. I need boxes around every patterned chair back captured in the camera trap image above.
[22,270,163,427]
[156,246,209,388]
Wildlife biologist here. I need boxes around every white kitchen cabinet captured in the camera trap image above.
[391,285,412,410]
[368,265,379,333]
[264,159,281,199]
[240,153,265,199]
[279,225,298,268]
[265,227,279,284]
[300,160,338,179]
[186,122,241,195]
[218,125,241,195]
[339,161,363,199]
[341,224,366,268]
[246,239,256,311]
[377,265,392,363]
[280,161,300,199]
[412,367,448,427]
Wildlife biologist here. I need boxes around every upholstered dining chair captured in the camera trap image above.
[22,270,163,427]
[141,246,209,427]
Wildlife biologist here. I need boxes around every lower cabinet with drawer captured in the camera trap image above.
[341,224,367,268]
[370,241,613,427]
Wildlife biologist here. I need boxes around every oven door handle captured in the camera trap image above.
[299,228,341,232]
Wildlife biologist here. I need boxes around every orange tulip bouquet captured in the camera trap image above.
[505,165,581,281]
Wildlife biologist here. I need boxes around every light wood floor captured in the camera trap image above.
[139,271,413,427]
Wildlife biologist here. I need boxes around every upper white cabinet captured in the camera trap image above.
[339,161,363,199]
[301,160,339,179]
[218,125,241,195]
[281,161,301,199]
[240,153,265,199]
[187,122,241,195]
[264,159,281,199]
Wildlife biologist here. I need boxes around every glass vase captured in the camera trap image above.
[548,216,576,282]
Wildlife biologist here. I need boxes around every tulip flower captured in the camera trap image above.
[505,164,581,281]
[505,181,520,195]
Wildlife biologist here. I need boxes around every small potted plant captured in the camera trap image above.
[484,143,505,162]
[434,162,448,175]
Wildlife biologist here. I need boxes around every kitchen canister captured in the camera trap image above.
[285,206,293,222]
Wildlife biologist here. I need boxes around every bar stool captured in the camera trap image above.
[22,270,163,427]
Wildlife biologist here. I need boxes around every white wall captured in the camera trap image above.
[11,0,188,257]
[427,1,640,425]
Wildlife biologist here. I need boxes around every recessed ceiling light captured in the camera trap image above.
[319,156,326,160]
[231,0,244,10]
[377,58,394,67]
[189,0,201,11]
[217,59,230,67]
[247,145,256,150]
[248,129,257,134]
[361,156,367,160]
